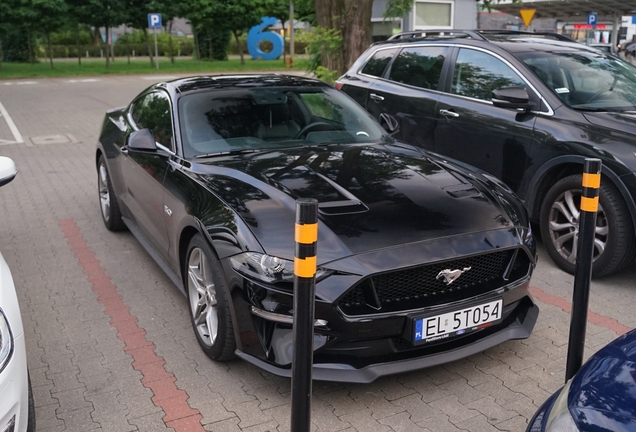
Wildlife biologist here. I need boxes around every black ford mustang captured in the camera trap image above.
[96,74,538,383]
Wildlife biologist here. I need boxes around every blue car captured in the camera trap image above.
[527,328,636,431]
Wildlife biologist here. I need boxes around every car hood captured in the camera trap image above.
[193,143,524,263]
[583,110,636,137]
[569,329,636,431]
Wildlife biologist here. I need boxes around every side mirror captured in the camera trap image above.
[379,113,400,135]
[128,128,157,151]
[492,86,535,110]
[0,156,17,188]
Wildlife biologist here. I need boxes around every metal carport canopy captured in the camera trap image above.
[489,0,636,18]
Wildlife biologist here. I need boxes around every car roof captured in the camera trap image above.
[158,74,328,96]
[371,29,598,55]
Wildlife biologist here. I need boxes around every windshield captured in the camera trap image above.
[178,86,389,158]
[518,50,636,111]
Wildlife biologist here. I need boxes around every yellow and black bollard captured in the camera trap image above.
[565,158,602,382]
[291,198,318,432]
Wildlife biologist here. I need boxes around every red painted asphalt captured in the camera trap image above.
[59,219,205,432]
[529,286,633,336]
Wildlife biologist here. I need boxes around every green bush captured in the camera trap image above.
[196,27,231,60]
[50,29,93,45]
[2,27,33,62]
[40,38,195,59]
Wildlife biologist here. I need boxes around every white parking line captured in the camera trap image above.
[67,79,100,83]
[0,101,24,144]
[2,81,37,86]
[142,76,178,81]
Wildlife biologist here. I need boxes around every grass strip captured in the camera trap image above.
[0,57,299,79]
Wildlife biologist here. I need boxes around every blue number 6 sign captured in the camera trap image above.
[247,17,284,60]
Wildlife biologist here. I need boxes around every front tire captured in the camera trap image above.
[97,155,126,231]
[540,174,635,277]
[185,234,236,361]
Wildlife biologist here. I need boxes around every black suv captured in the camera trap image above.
[337,30,636,277]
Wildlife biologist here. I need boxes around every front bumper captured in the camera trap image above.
[238,300,538,383]
[225,255,538,383]
[0,334,29,432]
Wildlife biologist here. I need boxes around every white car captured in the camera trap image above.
[0,157,34,432]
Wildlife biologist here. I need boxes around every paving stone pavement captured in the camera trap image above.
[0,74,635,432]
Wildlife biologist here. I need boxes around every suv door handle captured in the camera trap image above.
[439,109,460,118]
[369,93,385,101]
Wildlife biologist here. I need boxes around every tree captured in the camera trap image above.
[124,0,158,67]
[1,0,38,64]
[178,0,216,61]
[222,0,263,65]
[149,0,184,63]
[314,0,521,75]
[260,0,291,61]
[77,0,127,68]
[32,0,68,69]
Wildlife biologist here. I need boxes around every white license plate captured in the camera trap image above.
[413,299,503,344]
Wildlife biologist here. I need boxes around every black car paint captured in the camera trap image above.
[338,39,636,232]
[97,75,538,382]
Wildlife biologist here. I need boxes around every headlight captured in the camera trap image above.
[230,252,329,284]
[0,308,14,374]
[546,379,580,432]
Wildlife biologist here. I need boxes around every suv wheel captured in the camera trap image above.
[540,174,635,277]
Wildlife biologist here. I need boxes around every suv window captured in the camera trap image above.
[451,48,526,101]
[361,48,397,77]
[131,92,174,150]
[388,46,448,90]
[520,51,636,109]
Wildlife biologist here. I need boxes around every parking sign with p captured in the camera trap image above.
[148,13,162,28]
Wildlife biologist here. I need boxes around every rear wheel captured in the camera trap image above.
[540,174,635,277]
[97,155,126,231]
[185,234,235,361]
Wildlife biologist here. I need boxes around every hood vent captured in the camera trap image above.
[313,172,369,215]
[443,184,482,199]
[318,199,369,215]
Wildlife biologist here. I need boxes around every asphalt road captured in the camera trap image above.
[1,74,635,432]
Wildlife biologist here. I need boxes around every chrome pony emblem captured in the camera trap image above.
[436,267,471,285]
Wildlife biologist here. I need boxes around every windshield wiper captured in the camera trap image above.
[193,148,262,159]
[573,106,613,112]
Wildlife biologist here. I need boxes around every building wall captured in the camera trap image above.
[454,0,478,29]
[477,11,558,32]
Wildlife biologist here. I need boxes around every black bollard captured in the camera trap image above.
[565,159,602,382]
[291,198,318,432]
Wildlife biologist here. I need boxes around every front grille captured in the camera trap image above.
[339,249,531,315]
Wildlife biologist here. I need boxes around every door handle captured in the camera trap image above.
[439,109,459,118]
[369,93,385,101]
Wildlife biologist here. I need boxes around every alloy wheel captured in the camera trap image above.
[98,164,111,222]
[547,188,608,264]
[187,247,218,347]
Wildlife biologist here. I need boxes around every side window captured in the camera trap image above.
[131,92,174,150]
[360,48,397,77]
[388,46,448,90]
[130,97,145,127]
[451,49,526,101]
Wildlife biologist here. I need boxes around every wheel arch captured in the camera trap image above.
[95,148,104,169]
[178,225,201,287]
[525,156,636,234]
[178,221,242,352]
